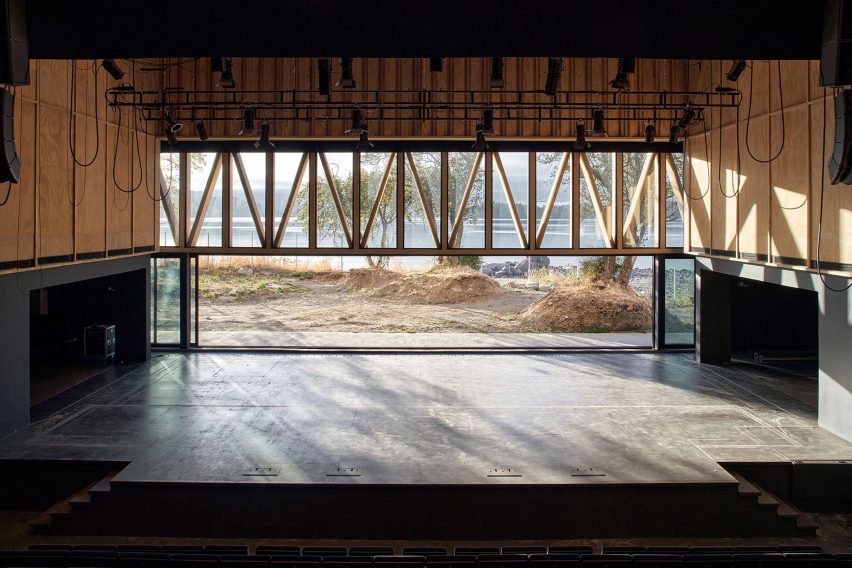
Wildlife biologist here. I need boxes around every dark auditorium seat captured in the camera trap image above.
[256,547,302,557]
[322,556,374,568]
[161,547,206,553]
[547,548,594,556]
[646,549,691,555]
[28,546,72,552]
[116,546,163,553]
[730,553,786,568]
[425,555,478,568]
[502,548,547,556]
[269,556,323,568]
[204,546,249,555]
[116,551,170,568]
[579,555,632,568]
[302,547,348,557]
[476,554,529,568]
[602,548,647,555]
[689,549,735,556]
[374,556,427,568]
[403,549,448,558]
[219,554,272,568]
[455,549,500,557]
[168,553,220,568]
[630,554,685,568]
[529,553,581,568]
[350,548,395,558]
[782,553,837,568]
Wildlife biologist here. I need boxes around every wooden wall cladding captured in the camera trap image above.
[164,57,688,139]
[685,59,852,275]
[0,60,160,273]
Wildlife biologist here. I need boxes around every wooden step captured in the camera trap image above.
[729,471,761,496]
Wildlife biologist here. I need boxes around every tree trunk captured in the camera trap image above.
[366,256,376,268]
[618,255,636,286]
[603,257,618,281]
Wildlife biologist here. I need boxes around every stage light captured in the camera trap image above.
[210,57,224,72]
[254,123,275,150]
[644,122,656,144]
[357,130,374,151]
[669,123,680,143]
[677,106,697,130]
[345,108,366,135]
[165,125,178,145]
[430,58,443,72]
[195,120,209,141]
[544,57,562,96]
[573,122,589,150]
[338,57,355,88]
[471,127,489,152]
[609,58,634,90]
[726,60,747,82]
[102,59,125,80]
[164,110,182,134]
[239,107,257,135]
[219,57,235,89]
[318,59,331,95]
[490,57,504,89]
[592,108,607,135]
[481,108,495,135]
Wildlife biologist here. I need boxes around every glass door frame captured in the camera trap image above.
[151,252,198,349]
[654,254,696,350]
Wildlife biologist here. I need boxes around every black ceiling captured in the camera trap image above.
[26,0,825,61]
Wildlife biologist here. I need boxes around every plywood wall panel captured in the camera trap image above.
[132,135,157,250]
[106,125,133,252]
[38,106,73,259]
[769,105,809,262]
[712,125,740,253]
[737,115,771,259]
[0,98,36,263]
[73,118,106,254]
[687,133,712,250]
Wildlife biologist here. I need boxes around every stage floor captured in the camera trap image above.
[2,352,851,485]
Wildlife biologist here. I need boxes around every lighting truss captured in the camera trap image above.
[107,87,740,125]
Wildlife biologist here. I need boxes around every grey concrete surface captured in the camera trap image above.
[1,352,850,486]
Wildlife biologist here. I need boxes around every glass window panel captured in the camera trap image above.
[579,152,614,248]
[158,152,180,247]
[231,153,267,248]
[404,152,441,248]
[189,152,222,247]
[492,152,529,249]
[622,152,659,248]
[448,152,485,249]
[151,257,180,345]
[360,152,398,248]
[317,152,353,248]
[665,153,685,249]
[664,258,695,346]
[535,152,572,249]
[274,153,309,248]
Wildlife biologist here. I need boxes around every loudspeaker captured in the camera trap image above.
[829,90,852,185]
[0,0,27,85]
[821,0,852,87]
[0,86,20,183]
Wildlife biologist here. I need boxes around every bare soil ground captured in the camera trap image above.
[199,266,653,334]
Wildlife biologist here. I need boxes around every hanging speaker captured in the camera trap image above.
[0,86,20,183]
[821,0,852,87]
[829,90,852,185]
[0,0,28,85]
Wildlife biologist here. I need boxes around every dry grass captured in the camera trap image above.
[340,266,504,305]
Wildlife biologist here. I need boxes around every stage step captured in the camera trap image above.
[31,469,121,535]
[729,472,816,536]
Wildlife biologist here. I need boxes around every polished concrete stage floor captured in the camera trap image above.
[2,352,851,485]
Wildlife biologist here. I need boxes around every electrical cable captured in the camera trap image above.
[816,86,852,292]
[683,119,711,201]
[0,181,11,206]
[68,60,100,168]
[745,60,785,163]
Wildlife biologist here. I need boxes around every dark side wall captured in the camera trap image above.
[730,278,818,353]
[0,256,150,437]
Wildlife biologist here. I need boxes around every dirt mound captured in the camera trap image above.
[340,267,504,304]
[518,280,651,332]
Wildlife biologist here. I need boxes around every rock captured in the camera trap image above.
[524,282,540,290]
[237,267,253,275]
[513,256,551,276]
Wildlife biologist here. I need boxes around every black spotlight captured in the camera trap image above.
[210,57,224,72]
[239,107,257,135]
[490,57,504,88]
[573,122,589,150]
[345,108,366,135]
[472,127,489,152]
[219,57,235,89]
[481,108,495,134]
[609,58,634,90]
[318,59,331,95]
[544,57,562,96]
[669,123,680,143]
[644,122,656,144]
[338,57,355,88]
[592,108,607,135]
[726,60,747,82]
[254,123,274,149]
[165,127,178,145]
[429,58,443,72]
[677,106,697,130]
[196,120,209,141]
[357,130,374,151]
[102,59,125,80]
[164,110,182,134]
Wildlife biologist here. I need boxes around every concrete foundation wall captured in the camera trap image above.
[695,257,852,443]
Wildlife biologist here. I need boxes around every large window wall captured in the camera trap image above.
[158,145,685,256]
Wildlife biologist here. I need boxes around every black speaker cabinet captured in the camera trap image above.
[829,90,852,185]
[0,0,27,85]
[821,0,852,87]
[0,86,19,183]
